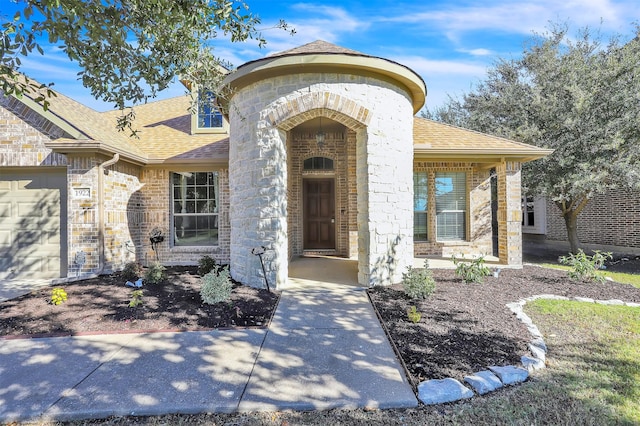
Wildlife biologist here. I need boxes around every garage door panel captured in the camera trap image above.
[19,256,43,273]
[0,230,10,246]
[16,230,41,248]
[0,202,10,217]
[45,256,61,272]
[18,202,44,217]
[45,230,60,244]
[0,170,66,279]
[0,252,11,271]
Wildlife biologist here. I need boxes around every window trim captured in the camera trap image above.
[190,88,229,135]
[413,171,429,241]
[170,171,220,247]
[414,170,470,243]
[435,171,467,242]
[521,194,547,235]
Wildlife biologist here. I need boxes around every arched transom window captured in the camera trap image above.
[303,157,334,170]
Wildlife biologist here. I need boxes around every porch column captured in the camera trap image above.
[496,161,522,266]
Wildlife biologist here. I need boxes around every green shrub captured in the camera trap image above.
[407,305,422,323]
[401,259,436,299]
[122,261,143,281]
[559,249,612,283]
[200,267,233,305]
[197,255,218,276]
[144,261,166,284]
[452,254,491,284]
[129,289,143,307]
[50,287,68,305]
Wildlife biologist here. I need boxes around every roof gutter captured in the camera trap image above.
[45,140,148,166]
[413,147,554,163]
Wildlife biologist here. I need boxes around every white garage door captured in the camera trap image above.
[0,170,67,279]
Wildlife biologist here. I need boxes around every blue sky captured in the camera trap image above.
[4,0,638,112]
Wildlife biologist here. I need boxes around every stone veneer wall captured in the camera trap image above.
[544,188,640,250]
[229,73,415,287]
[412,162,493,258]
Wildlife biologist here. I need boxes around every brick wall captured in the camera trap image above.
[412,162,493,258]
[0,96,67,167]
[139,168,231,267]
[2,92,232,278]
[287,127,354,258]
[545,188,640,249]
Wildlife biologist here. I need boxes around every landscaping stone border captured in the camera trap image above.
[416,295,640,405]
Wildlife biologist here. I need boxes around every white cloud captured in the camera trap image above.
[378,0,633,39]
[394,56,488,77]
[458,48,493,56]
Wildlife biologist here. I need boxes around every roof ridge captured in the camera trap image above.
[266,39,367,58]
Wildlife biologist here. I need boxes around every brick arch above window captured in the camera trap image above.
[268,91,371,131]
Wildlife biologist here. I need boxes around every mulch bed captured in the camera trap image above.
[367,264,640,384]
[2,261,639,390]
[0,266,279,338]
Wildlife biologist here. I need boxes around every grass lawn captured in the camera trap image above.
[522,300,640,424]
[540,263,640,288]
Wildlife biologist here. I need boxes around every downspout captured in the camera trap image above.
[98,153,120,274]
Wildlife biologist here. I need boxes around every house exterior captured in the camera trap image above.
[522,191,640,255]
[0,40,550,288]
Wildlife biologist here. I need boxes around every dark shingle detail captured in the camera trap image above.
[267,40,366,57]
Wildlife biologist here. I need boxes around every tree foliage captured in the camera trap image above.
[1,0,293,132]
[428,23,640,253]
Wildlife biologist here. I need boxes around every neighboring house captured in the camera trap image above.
[0,40,550,288]
[522,192,640,255]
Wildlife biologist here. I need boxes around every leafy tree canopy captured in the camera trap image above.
[1,0,293,133]
[427,23,640,253]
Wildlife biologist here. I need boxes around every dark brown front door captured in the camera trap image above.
[303,179,335,249]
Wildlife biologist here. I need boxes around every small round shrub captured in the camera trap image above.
[200,267,233,305]
[50,287,68,305]
[402,260,436,299]
[122,261,143,281]
[144,261,166,284]
[198,255,218,276]
[452,255,491,284]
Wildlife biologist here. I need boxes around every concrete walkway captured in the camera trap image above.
[0,257,417,423]
[0,278,53,303]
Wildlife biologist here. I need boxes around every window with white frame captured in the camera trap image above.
[197,89,223,129]
[435,172,467,241]
[171,172,219,246]
[521,195,547,234]
[413,172,428,241]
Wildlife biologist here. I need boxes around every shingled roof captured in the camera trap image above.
[413,117,551,161]
[101,96,228,164]
[16,79,147,162]
[266,40,366,58]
